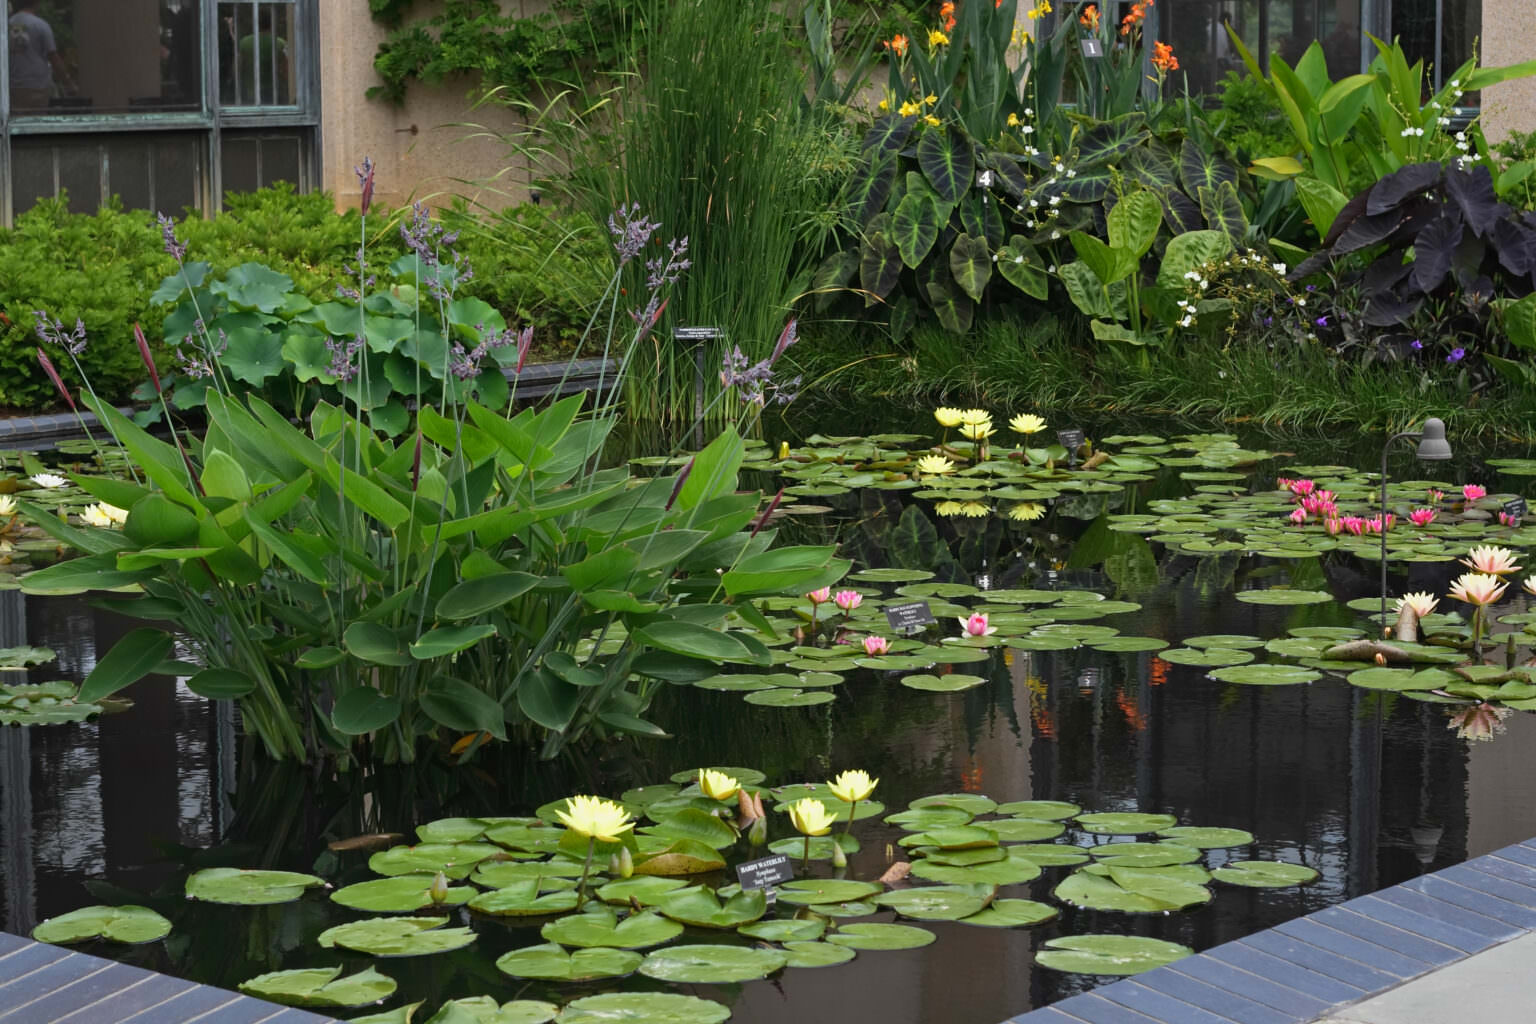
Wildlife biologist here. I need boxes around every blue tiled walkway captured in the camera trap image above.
[1007,838,1536,1024]
[0,931,332,1024]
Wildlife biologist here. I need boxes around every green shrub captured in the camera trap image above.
[1208,71,1294,164]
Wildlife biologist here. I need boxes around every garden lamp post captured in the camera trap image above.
[1380,418,1452,631]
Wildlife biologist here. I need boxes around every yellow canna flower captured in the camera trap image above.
[788,797,837,836]
[698,768,740,801]
[929,29,950,47]
[923,94,937,106]
[828,770,878,803]
[934,406,965,428]
[958,408,991,425]
[878,98,890,111]
[915,454,956,475]
[1010,413,1048,434]
[924,114,941,127]
[899,100,921,117]
[554,795,635,842]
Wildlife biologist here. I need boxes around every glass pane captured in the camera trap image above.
[8,0,202,116]
[218,1,296,107]
[1394,0,1480,93]
[1270,0,1361,77]
[1164,1,1244,95]
[219,128,307,195]
[11,133,202,215]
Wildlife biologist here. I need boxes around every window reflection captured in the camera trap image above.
[8,0,201,116]
[218,0,295,107]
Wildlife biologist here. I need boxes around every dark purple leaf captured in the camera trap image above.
[1410,214,1462,295]
[1158,188,1203,234]
[1444,164,1501,235]
[1491,218,1536,277]
[1363,255,1412,294]
[1322,190,1372,248]
[1365,162,1442,215]
[1334,210,1406,255]
[1364,292,1424,327]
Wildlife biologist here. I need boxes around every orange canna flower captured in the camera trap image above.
[884,33,910,56]
[1151,40,1179,71]
[1120,0,1151,34]
[940,1,956,31]
[1079,3,1100,29]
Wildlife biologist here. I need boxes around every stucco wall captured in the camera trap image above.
[318,0,553,211]
[1478,0,1536,142]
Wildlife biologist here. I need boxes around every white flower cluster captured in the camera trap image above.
[1401,126,1425,138]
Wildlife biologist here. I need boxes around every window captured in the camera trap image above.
[11,131,204,215]
[218,1,297,108]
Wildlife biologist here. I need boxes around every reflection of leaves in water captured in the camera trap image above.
[892,504,962,580]
[1192,552,1241,600]
[1071,517,1160,596]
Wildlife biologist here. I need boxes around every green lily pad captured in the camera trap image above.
[744,688,836,707]
[898,825,999,850]
[884,807,973,830]
[1211,860,1321,887]
[669,766,767,786]
[1054,868,1211,912]
[332,874,474,912]
[909,847,1044,885]
[468,880,581,917]
[1036,934,1194,975]
[873,883,995,920]
[1010,844,1092,866]
[185,868,326,905]
[1346,667,1453,691]
[1207,664,1321,685]
[1156,647,1255,667]
[825,923,936,950]
[774,879,883,905]
[540,906,684,948]
[368,843,501,879]
[1080,862,1212,885]
[632,837,727,876]
[901,673,985,692]
[239,966,396,1008]
[1089,637,1169,653]
[496,943,643,981]
[1074,812,1178,835]
[959,899,1059,928]
[738,918,826,942]
[641,807,741,850]
[422,998,558,1024]
[912,845,1007,867]
[352,1003,424,1024]
[811,900,879,917]
[472,861,581,889]
[638,943,787,983]
[781,940,857,967]
[850,568,936,582]
[1091,842,1202,868]
[317,915,476,957]
[656,886,767,929]
[695,674,774,692]
[767,834,860,861]
[984,817,1066,842]
[1234,589,1334,605]
[1184,634,1266,649]
[557,994,730,1024]
[1155,826,1255,848]
[910,793,998,815]
[32,905,171,945]
[415,817,500,843]
[594,876,690,906]
[995,800,1081,820]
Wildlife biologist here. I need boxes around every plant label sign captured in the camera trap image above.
[736,854,793,902]
[1506,497,1527,522]
[1056,428,1086,453]
[673,326,723,343]
[1080,38,1104,58]
[885,600,936,633]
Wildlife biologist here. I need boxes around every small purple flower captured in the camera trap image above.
[157,213,187,262]
[33,311,88,356]
[355,157,375,216]
[1447,347,1466,363]
[1411,338,1424,350]
[1263,316,1274,327]
[325,335,365,383]
[1305,284,1316,292]
[1314,316,1329,327]
[608,204,662,266]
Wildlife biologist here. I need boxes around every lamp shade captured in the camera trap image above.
[1415,418,1452,461]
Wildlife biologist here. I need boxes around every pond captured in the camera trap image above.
[4,416,1536,1024]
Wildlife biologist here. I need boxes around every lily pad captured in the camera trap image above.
[642,807,741,850]
[422,999,557,1024]
[1212,860,1320,887]
[1155,826,1255,848]
[901,673,986,692]
[185,868,326,905]
[594,876,690,906]
[781,940,857,967]
[638,943,787,983]
[468,880,581,917]
[1184,634,1265,649]
[1207,664,1321,686]
[1091,843,1202,868]
[738,917,826,942]
[556,994,730,1024]
[368,843,501,879]
[984,817,1066,842]
[541,906,684,948]
[32,905,171,945]
[744,688,835,707]
[767,834,860,861]
[910,793,998,815]
[239,966,396,1008]
[656,886,767,929]
[1074,812,1178,835]
[1156,647,1255,667]
[332,874,474,912]
[317,915,476,957]
[873,884,995,921]
[632,837,727,876]
[1010,844,1093,866]
[884,807,973,830]
[1054,869,1210,913]
[472,861,581,889]
[959,899,1059,928]
[1346,667,1452,691]
[669,766,767,786]
[495,943,643,981]
[1035,934,1194,975]
[995,800,1081,820]
[825,923,936,950]
[898,825,999,850]
[1234,589,1334,605]
[910,847,1043,885]
[1089,637,1169,653]
[774,879,883,905]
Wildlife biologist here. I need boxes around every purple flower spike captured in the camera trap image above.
[157,213,186,262]
[1447,347,1466,363]
[1411,339,1424,350]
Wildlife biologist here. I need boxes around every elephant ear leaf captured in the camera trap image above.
[1197,181,1249,244]
[1179,136,1239,196]
[918,126,975,204]
[948,234,992,302]
[859,214,902,306]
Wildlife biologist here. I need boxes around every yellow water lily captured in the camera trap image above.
[555,795,634,842]
[698,768,740,802]
[828,770,878,803]
[1010,413,1048,435]
[1010,502,1046,522]
[960,421,995,441]
[915,454,955,476]
[1395,592,1439,617]
[80,502,128,528]
[935,500,965,517]
[958,408,991,425]
[959,501,989,517]
[934,407,964,428]
[0,495,15,517]
[787,797,837,837]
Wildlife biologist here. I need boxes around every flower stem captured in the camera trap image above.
[577,836,596,901]
[802,834,811,871]
[844,798,858,836]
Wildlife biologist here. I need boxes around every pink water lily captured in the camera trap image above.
[833,590,863,612]
[1288,507,1307,525]
[1408,507,1437,526]
[1500,511,1522,526]
[1460,545,1521,576]
[1427,488,1446,505]
[1341,516,1366,536]
[1289,479,1315,496]
[806,587,832,605]
[1275,476,1296,491]
[1324,516,1344,535]
[862,635,891,656]
[1301,494,1337,517]
[1463,484,1487,501]
[959,613,997,637]
[1447,702,1510,742]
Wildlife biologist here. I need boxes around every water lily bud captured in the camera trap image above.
[1374,652,1387,666]
[617,846,634,878]
[831,841,848,868]
[747,815,768,846]
[779,441,790,460]
[428,871,449,904]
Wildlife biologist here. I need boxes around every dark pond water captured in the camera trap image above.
[4,422,1536,1023]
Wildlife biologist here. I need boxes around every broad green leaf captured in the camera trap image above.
[824,923,935,950]
[32,905,171,945]
[1106,191,1163,257]
[637,943,787,983]
[332,688,404,735]
[79,629,172,702]
[872,884,993,921]
[317,915,476,957]
[540,906,684,948]
[435,573,540,619]
[332,874,475,912]
[556,994,729,1024]
[185,867,325,905]
[1212,860,1321,887]
[1036,934,1193,975]
[655,886,767,929]
[239,966,396,1008]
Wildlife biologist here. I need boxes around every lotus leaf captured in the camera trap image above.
[873,883,994,920]
[781,940,857,967]
[317,915,476,956]
[468,880,581,916]
[1208,664,1321,685]
[1074,812,1178,835]
[767,834,859,860]
[368,842,501,879]
[995,800,1081,820]
[1157,647,1254,667]
[640,807,740,849]
[556,993,730,1024]
[738,918,826,942]
[909,846,1044,885]
[825,923,936,950]
[1035,934,1194,975]
[632,837,727,876]
[1156,826,1255,848]
[540,906,684,948]
[185,868,325,905]
[958,899,1058,928]
[238,966,396,1008]
[32,904,171,945]
[331,874,474,912]
[637,943,787,983]
[1212,860,1320,887]
[496,942,643,981]
[655,885,767,929]
[774,879,883,905]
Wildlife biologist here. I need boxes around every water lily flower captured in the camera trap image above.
[806,587,832,606]
[862,635,890,656]
[959,501,988,517]
[0,495,15,517]
[1463,484,1487,501]
[1288,479,1315,496]
[1428,488,1446,504]
[554,795,635,842]
[1288,508,1307,525]
[1341,516,1366,535]
[1275,476,1296,491]
[934,407,964,428]
[1461,545,1522,576]
[1525,577,1536,598]
[1499,511,1521,526]
[1447,702,1510,742]
[935,500,965,517]
[1449,571,1508,607]
[1009,413,1047,435]
[1324,516,1344,535]
[960,421,995,441]
[833,590,863,612]
[1396,592,1439,617]
[429,871,450,905]
[958,408,991,425]
[915,454,955,476]
[788,797,837,837]
[959,612,997,637]
[828,770,878,803]
[698,768,740,802]
[1010,502,1045,522]
[30,473,67,489]
[1409,507,1437,526]
[80,502,128,528]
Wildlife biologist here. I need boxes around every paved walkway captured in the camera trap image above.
[1008,837,1536,1024]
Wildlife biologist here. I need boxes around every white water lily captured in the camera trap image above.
[80,503,129,528]
[30,473,68,489]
